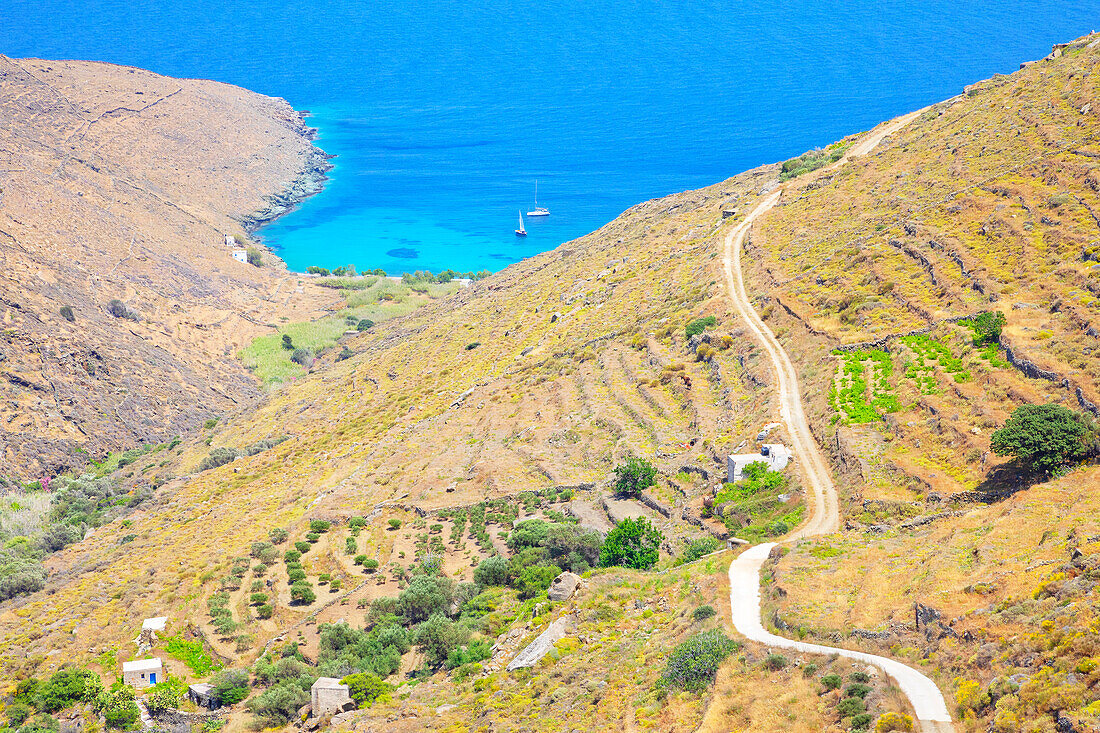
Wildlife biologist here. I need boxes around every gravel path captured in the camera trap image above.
[721,112,955,732]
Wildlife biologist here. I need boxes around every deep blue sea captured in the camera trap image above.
[6,1,1097,274]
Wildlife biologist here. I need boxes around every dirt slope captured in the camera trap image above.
[0,56,337,480]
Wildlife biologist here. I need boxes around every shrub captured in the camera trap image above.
[659,630,740,691]
[35,668,102,712]
[465,342,480,350]
[613,456,657,496]
[281,334,294,350]
[994,403,1095,474]
[837,697,866,717]
[846,683,872,698]
[474,555,509,588]
[257,604,274,619]
[682,536,720,563]
[287,568,306,583]
[59,305,75,322]
[211,669,250,705]
[363,559,379,572]
[850,671,871,683]
[246,247,263,266]
[284,549,301,563]
[106,299,139,321]
[802,663,818,677]
[145,676,187,715]
[269,528,289,544]
[247,683,309,726]
[197,447,238,472]
[290,580,316,605]
[514,565,559,599]
[342,672,390,707]
[508,519,550,550]
[348,516,368,529]
[685,316,716,338]
[961,310,1006,346]
[356,319,375,331]
[96,685,139,729]
[821,673,843,690]
[290,347,312,366]
[309,519,332,533]
[763,654,788,670]
[445,639,492,669]
[414,614,470,668]
[600,516,664,569]
[851,712,874,731]
[875,712,914,732]
[294,541,311,554]
[692,605,717,622]
[388,519,402,530]
[398,575,452,623]
[306,532,321,543]
[336,347,354,361]
[7,702,33,727]
[330,578,342,591]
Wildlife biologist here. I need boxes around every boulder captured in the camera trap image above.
[507,615,573,671]
[548,572,581,602]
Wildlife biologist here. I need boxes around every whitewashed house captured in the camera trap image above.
[727,443,792,482]
[122,658,162,688]
[232,249,248,263]
[224,234,235,247]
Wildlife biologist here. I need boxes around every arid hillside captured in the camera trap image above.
[0,56,338,480]
[2,34,1100,733]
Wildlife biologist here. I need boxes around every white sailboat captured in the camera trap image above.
[527,179,549,217]
[515,210,527,236]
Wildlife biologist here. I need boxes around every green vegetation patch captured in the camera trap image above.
[779,140,853,182]
[829,349,898,423]
[164,635,221,676]
[901,334,969,392]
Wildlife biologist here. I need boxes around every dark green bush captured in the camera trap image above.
[58,306,75,322]
[613,456,657,496]
[294,541,311,554]
[341,672,390,706]
[850,712,874,730]
[763,654,788,670]
[281,334,294,350]
[397,575,452,623]
[961,310,1006,346]
[473,555,508,588]
[35,668,102,712]
[849,671,870,683]
[685,316,716,338]
[283,549,301,563]
[309,519,331,533]
[413,614,470,668]
[290,581,316,605]
[246,247,263,267]
[290,348,312,366]
[658,630,740,691]
[356,319,375,331]
[247,683,309,726]
[836,697,865,717]
[599,516,663,569]
[845,683,872,699]
[682,536,721,563]
[445,639,492,669]
[692,605,716,622]
[211,669,250,705]
[514,565,559,599]
[821,673,843,690]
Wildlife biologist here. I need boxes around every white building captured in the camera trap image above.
[141,617,168,633]
[232,249,248,263]
[122,658,162,688]
[224,234,235,247]
[727,443,792,482]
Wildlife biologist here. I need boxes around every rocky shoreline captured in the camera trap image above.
[238,111,335,233]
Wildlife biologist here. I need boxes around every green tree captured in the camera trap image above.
[963,311,1006,346]
[290,580,316,605]
[211,669,250,705]
[599,516,663,569]
[341,673,391,707]
[36,668,102,712]
[413,614,470,667]
[145,676,187,715]
[473,555,508,588]
[612,456,657,496]
[397,576,451,623]
[990,403,1091,474]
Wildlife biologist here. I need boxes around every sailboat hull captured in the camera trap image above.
[526,210,549,217]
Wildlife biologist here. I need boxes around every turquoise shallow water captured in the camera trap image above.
[5,1,1097,273]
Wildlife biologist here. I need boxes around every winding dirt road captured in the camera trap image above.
[721,112,955,732]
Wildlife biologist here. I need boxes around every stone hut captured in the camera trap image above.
[122,658,162,688]
[188,683,219,709]
[310,677,352,718]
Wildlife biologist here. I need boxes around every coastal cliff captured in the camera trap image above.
[0,56,337,480]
